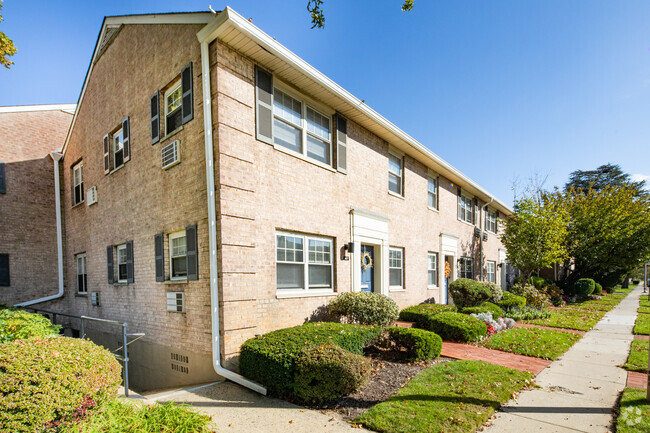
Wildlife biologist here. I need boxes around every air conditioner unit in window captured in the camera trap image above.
[166,291,184,313]
[483,232,488,242]
[91,292,100,306]
[86,186,98,206]
[161,140,180,169]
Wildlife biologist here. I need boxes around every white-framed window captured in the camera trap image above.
[485,209,497,233]
[487,261,496,283]
[388,152,403,196]
[72,162,84,206]
[458,195,473,224]
[428,252,438,287]
[165,80,183,135]
[276,231,333,293]
[169,231,188,280]
[459,257,473,279]
[389,247,404,288]
[113,128,124,169]
[116,244,128,283]
[76,253,87,294]
[427,176,438,210]
[273,87,332,166]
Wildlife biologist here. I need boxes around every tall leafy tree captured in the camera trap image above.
[0,0,16,68]
[307,0,414,28]
[565,163,647,197]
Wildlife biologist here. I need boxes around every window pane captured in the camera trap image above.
[273,118,301,153]
[428,192,436,208]
[273,89,302,126]
[119,264,128,280]
[167,85,182,114]
[172,256,187,278]
[309,264,331,287]
[306,107,330,140]
[388,154,402,175]
[388,173,401,195]
[389,268,402,287]
[306,135,330,164]
[427,177,437,193]
[172,235,187,257]
[277,263,303,289]
[167,109,183,134]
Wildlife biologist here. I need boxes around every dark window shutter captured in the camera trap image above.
[473,198,478,225]
[255,66,273,144]
[151,91,160,144]
[107,246,114,284]
[103,134,110,174]
[154,233,165,282]
[186,224,198,281]
[181,62,193,125]
[496,210,500,232]
[336,115,347,173]
[122,117,131,163]
[0,162,5,194]
[0,254,9,286]
[457,186,462,196]
[126,240,134,283]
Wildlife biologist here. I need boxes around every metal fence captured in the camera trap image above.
[22,307,144,397]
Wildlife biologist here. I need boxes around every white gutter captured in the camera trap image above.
[17,152,65,307]
[199,38,267,395]
[479,197,494,281]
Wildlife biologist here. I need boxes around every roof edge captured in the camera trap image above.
[0,104,76,114]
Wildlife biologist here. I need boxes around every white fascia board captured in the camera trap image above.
[199,7,513,215]
[60,12,214,158]
[0,104,76,114]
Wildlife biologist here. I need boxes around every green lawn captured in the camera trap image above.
[634,314,650,335]
[522,308,605,331]
[616,388,650,433]
[355,360,533,433]
[638,306,650,314]
[623,340,649,373]
[565,300,616,312]
[640,300,650,308]
[481,327,581,360]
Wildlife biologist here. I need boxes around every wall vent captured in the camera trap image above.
[86,186,98,206]
[161,140,180,169]
[482,232,488,242]
[166,291,184,312]
[91,292,100,306]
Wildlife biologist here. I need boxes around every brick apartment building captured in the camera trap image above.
[7,9,513,392]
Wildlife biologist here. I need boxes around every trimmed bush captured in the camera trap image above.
[460,302,503,318]
[239,322,381,397]
[328,292,399,326]
[568,278,596,299]
[529,276,546,290]
[426,312,487,342]
[294,343,371,404]
[398,304,457,328]
[510,283,550,309]
[498,291,526,309]
[387,327,442,361]
[481,281,503,303]
[593,282,603,296]
[0,309,61,343]
[0,337,122,432]
[448,278,492,308]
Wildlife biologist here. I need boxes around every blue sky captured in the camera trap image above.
[2,0,649,206]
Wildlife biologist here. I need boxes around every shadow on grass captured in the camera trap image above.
[384,394,501,408]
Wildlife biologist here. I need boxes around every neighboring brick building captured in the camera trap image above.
[0,105,74,305]
[13,9,513,392]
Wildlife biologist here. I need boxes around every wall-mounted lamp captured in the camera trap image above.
[342,242,354,261]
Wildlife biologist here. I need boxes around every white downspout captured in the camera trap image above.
[479,197,494,281]
[17,152,65,307]
[199,39,266,395]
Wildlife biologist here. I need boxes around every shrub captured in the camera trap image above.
[567,278,596,299]
[460,302,503,318]
[387,327,442,361]
[0,337,122,432]
[470,312,515,335]
[502,306,551,320]
[481,281,503,303]
[593,282,603,296]
[542,283,564,307]
[510,283,550,309]
[529,276,547,290]
[239,322,381,397]
[448,278,492,308]
[0,309,61,343]
[398,304,457,328]
[294,343,370,404]
[497,291,526,309]
[328,292,399,326]
[426,312,487,342]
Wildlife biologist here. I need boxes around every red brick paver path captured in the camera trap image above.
[514,323,586,335]
[633,334,649,340]
[441,342,551,375]
[392,321,415,328]
[626,371,648,389]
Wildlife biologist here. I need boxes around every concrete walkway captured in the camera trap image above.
[481,288,640,433]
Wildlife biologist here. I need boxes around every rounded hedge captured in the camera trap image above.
[448,278,492,308]
[294,343,370,404]
[0,309,61,343]
[387,327,442,361]
[459,302,503,318]
[497,291,526,309]
[239,322,381,397]
[593,282,603,296]
[328,292,399,326]
[0,337,122,432]
[426,312,487,342]
[398,304,457,328]
[569,278,596,298]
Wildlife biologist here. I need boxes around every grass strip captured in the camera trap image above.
[481,327,581,360]
[522,308,605,331]
[640,300,650,308]
[565,301,615,312]
[634,313,650,336]
[355,360,533,433]
[638,306,650,314]
[616,388,650,433]
[623,340,649,373]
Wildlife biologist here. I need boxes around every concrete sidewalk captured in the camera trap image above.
[481,288,640,433]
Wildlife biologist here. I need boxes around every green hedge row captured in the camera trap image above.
[387,327,442,361]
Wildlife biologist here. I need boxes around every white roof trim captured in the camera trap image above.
[199,7,513,214]
[61,12,214,157]
[0,104,76,114]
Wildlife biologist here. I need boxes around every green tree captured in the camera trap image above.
[307,0,414,28]
[501,192,569,283]
[564,163,647,197]
[0,0,16,68]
